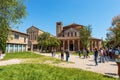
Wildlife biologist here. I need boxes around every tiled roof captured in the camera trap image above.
[11,29,29,36]
[63,23,84,30]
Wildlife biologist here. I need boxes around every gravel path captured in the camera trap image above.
[0,54,21,66]
[37,52,118,78]
[0,59,21,66]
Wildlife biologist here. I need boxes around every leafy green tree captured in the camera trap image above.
[79,25,92,50]
[49,37,61,47]
[38,32,51,52]
[38,32,61,52]
[0,0,26,53]
[107,15,120,47]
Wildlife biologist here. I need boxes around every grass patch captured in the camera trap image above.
[0,64,116,80]
[3,52,61,64]
[3,52,42,60]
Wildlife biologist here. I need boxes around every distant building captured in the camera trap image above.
[6,29,29,53]
[27,26,44,51]
[27,26,54,51]
[56,22,103,51]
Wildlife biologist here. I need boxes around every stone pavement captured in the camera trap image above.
[36,52,118,78]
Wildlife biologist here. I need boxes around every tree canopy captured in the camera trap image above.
[38,32,61,52]
[79,25,92,50]
[106,15,120,47]
[0,0,26,52]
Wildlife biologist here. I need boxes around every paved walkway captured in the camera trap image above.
[37,52,118,78]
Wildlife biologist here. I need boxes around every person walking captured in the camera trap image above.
[114,46,120,79]
[99,48,105,63]
[94,48,98,66]
[51,48,56,57]
[65,49,70,62]
[83,49,87,59]
[61,48,64,61]
[78,49,81,58]
[86,49,90,58]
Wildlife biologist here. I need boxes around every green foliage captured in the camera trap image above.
[38,32,61,52]
[79,25,92,49]
[0,0,26,52]
[107,15,120,47]
[0,64,116,80]
[49,37,61,47]
[38,32,51,51]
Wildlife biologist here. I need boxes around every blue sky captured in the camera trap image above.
[16,0,120,40]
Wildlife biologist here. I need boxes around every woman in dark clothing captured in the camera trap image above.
[65,49,70,62]
[94,48,98,66]
[61,49,64,61]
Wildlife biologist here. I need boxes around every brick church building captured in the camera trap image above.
[56,22,103,51]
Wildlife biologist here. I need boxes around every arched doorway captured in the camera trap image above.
[69,40,74,51]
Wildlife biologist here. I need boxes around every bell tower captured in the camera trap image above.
[56,22,63,37]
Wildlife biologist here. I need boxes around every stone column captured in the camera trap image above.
[31,44,33,51]
[13,44,15,52]
[78,40,80,50]
[67,40,69,51]
[94,41,97,48]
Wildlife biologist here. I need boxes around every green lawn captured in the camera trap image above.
[3,52,44,60]
[0,52,116,80]
[3,52,61,64]
[0,64,116,80]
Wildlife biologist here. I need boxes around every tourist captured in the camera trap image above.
[61,48,64,61]
[103,48,109,62]
[52,48,56,57]
[65,49,70,62]
[108,47,113,59]
[114,46,120,79]
[86,49,90,58]
[83,48,87,59]
[78,49,81,58]
[99,48,105,63]
[94,48,98,66]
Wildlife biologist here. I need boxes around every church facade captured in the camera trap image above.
[27,26,44,51]
[56,22,103,51]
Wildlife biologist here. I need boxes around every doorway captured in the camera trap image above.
[70,44,73,51]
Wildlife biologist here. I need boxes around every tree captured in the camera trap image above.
[49,37,61,47]
[106,32,114,47]
[38,32,61,52]
[79,25,92,50]
[0,0,26,53]
[38,32,51,52]
[107,15,120,47]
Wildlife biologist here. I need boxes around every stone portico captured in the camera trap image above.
[56,22,103,51]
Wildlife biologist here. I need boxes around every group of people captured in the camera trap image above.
[93,46,120,79]
[78,49,90,58]
[51,48,70,62]
[51,46,120,78]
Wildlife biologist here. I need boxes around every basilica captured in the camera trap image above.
[56,22,103,51]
